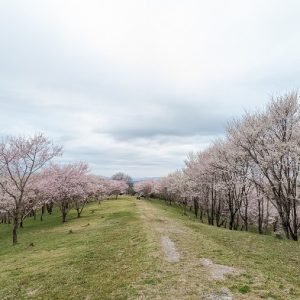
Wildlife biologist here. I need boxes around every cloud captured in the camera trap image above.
[0,0,299,176]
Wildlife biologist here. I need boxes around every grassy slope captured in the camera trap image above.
[0,198,157,299]
[147,199,300,299]
[0,196,299,299]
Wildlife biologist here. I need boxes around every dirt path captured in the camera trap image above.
[134,199,242,300]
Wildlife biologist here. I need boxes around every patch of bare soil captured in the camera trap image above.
[200,258,244,280]
[207,287,233,300]
[161,235,180,262]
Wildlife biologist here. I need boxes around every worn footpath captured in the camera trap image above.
[134,199,244,300]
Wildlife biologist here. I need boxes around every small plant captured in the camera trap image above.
[238,285,251,294]
[143,278,156,285]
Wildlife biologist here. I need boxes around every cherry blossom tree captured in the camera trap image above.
[41,163,89,222]
[154,92,299,241]
[107,180,129,199]
[153,177,170,204]
[0,134,62,244]
[133,180,154,199]
[227,92,300,240]
[112,172,134,194]
[87,175,110,204]
[111,172,132,183]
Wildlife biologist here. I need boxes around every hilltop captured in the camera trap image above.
[0,196,299,299]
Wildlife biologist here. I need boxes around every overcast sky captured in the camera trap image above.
[0,1,299,177]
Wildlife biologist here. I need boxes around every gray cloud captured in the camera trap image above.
[0,0,299,177]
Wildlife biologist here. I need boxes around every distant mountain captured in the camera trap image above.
[131,177,161,183]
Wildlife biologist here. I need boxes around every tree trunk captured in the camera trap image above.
[193,198,199,218]
[292,198,298,241]
[61,202,68,223]
[40,205,45,221]
[244,201,248,231]
[282,222,290,239]
[258,199,263,234]
[229,213,235,230]
[62,211,67,223]
[46,202,53,214]
[272,217,278,232]
[234,213,239,230]
[13,216,19,245]
[264,198,269,234]
[210,185,215,226]
[199,208,203,222]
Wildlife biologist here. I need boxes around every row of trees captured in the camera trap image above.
[0,134,128,244]
[135,92,300,241]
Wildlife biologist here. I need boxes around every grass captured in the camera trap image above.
[0,197,158,299]
[147,198,300,299]
[0,196,299,299]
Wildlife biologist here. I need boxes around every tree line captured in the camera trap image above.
[0,134,129,245]
[135,92,300,241]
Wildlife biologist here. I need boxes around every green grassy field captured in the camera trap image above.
[0,196,299,299]
[0,198,158,299]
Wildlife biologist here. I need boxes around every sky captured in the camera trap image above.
[0,1,299,177]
